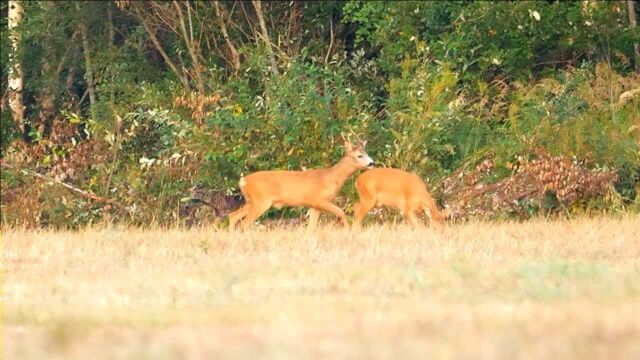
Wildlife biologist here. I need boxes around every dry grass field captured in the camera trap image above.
[2,216,640,359]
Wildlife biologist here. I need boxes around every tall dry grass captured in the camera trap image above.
[2,216,640,359]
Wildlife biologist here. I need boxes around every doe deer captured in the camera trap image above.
[228,140,374,229]
[353,168,448,231]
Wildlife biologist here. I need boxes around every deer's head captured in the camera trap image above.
[343,140,374,169]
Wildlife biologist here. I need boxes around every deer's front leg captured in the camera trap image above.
[353,199,375,228]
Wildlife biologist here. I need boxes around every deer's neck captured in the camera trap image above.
[324,157,357,188]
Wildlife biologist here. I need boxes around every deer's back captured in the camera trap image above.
[357,168,427,206]
[240,170,338,205]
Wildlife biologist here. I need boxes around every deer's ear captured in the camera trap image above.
[344,141,353,152]
[360,140,367,148]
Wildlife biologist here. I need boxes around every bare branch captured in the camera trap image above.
[56,31,79,76]
[240,1,258,41]
[252,0,278,77]
[134,6,191,90]
[214,1,241,72]
[186,1,194,43]
[324,15,334,64]
[173,0,205,94]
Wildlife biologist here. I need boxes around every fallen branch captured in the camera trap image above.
[459,181,504,200]
[1,161,131,213]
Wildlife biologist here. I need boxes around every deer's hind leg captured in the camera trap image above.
[316,201,349,227]
[354,179,376,228]
[228,205,249,230]
[241,201,272,229]
[353,198,375,228]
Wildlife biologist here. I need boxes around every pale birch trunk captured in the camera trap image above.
[627,0,639,72]
[252,0,278,77]
[8,0,25,134]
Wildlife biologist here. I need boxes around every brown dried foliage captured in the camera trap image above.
[6,121,107,182]
[2,121,108,225]
[443,148,618,219]
[173,92,221,123]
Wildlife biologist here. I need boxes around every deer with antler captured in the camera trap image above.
[228,135,374,229]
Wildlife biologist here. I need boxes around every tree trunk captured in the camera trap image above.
[628,0,639,72]
[214,1,241,72]
[135,8,191,91]
[8,0,26,139]
[107,2,116,106]
[146,23,186,88]
[107,2,115,47]
[173,1,205,94]
[75,1,98,121]
[252,0,278,77]
[38,1,63,138]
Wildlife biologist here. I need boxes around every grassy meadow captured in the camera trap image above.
[2,216,640,359]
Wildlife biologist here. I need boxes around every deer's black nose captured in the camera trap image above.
[367,162,375,169]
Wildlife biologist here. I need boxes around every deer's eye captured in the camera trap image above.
[357,155,364,159]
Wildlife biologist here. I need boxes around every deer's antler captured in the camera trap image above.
[347,128,367,147]
[340,132,353,145]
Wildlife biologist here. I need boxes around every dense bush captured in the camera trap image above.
[1,1,639,227]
